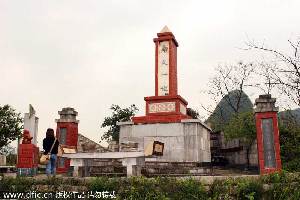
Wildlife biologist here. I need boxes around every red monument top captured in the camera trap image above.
[132,26,190,124]
[153,25,178,96]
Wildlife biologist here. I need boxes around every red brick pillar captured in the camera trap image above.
[55,107,79,174]
[17,143,39,176]
[254,94,282,174]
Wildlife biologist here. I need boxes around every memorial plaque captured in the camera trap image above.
[59,128,67,145]
[158,41,170,96]
[262,118,276,168]
[152,141,164,156]
[148,102,176,113]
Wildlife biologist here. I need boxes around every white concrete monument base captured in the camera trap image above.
[118,119,211,163]
[23,104,39,145]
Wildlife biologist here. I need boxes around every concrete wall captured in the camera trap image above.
[222,139,258,167]
[77,133,105,153]
[119,120,211,163]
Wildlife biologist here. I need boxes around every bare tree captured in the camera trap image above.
[202,62,256,169]
[245,38,300,106]
[202,62,255,131]
[243,61,276,95]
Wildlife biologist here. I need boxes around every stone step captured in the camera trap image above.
[89,172,126,177]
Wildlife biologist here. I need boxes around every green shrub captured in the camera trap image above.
[260,171,300,184]
[259,172,300,200]
[284,158,300,172]
[0,177,34,192]
[88,177,119,192]
[209,178,235,200]
[236,179,263,200]
[0,173,300,199]
[174,178,208,200]
[261,172,284,184]
[267,182,300,200]
[209,178,263,200]
[88,177,208,200]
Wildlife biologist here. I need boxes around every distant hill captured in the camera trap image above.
[279,108,300,125]
[207,90,253,132]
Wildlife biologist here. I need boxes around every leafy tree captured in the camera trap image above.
[202,62,255,132]
[224,111,256,168]
[0,145,17,165]
[207,90,253,132]
[0,145,15,155]
[186,108,199,119]
[278,109,300,172]
[206,62,255,114]
[279,108,300,126]
[0,105,23,150]
[101,104,138,142]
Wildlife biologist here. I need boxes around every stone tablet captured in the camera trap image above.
[262,118,276,168]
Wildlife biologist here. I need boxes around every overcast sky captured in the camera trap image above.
[1,0,300,148]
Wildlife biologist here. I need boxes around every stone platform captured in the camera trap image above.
[118,119,211,163]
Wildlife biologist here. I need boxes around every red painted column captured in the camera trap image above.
[55,107,79,174]
[17,142,39,175]
[254,94,282,174]
[17,106,39,176]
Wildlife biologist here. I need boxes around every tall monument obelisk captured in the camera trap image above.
[132,26,190,124]
[119,27,211,168]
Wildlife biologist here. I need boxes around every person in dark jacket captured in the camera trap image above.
[43,128,59,176]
